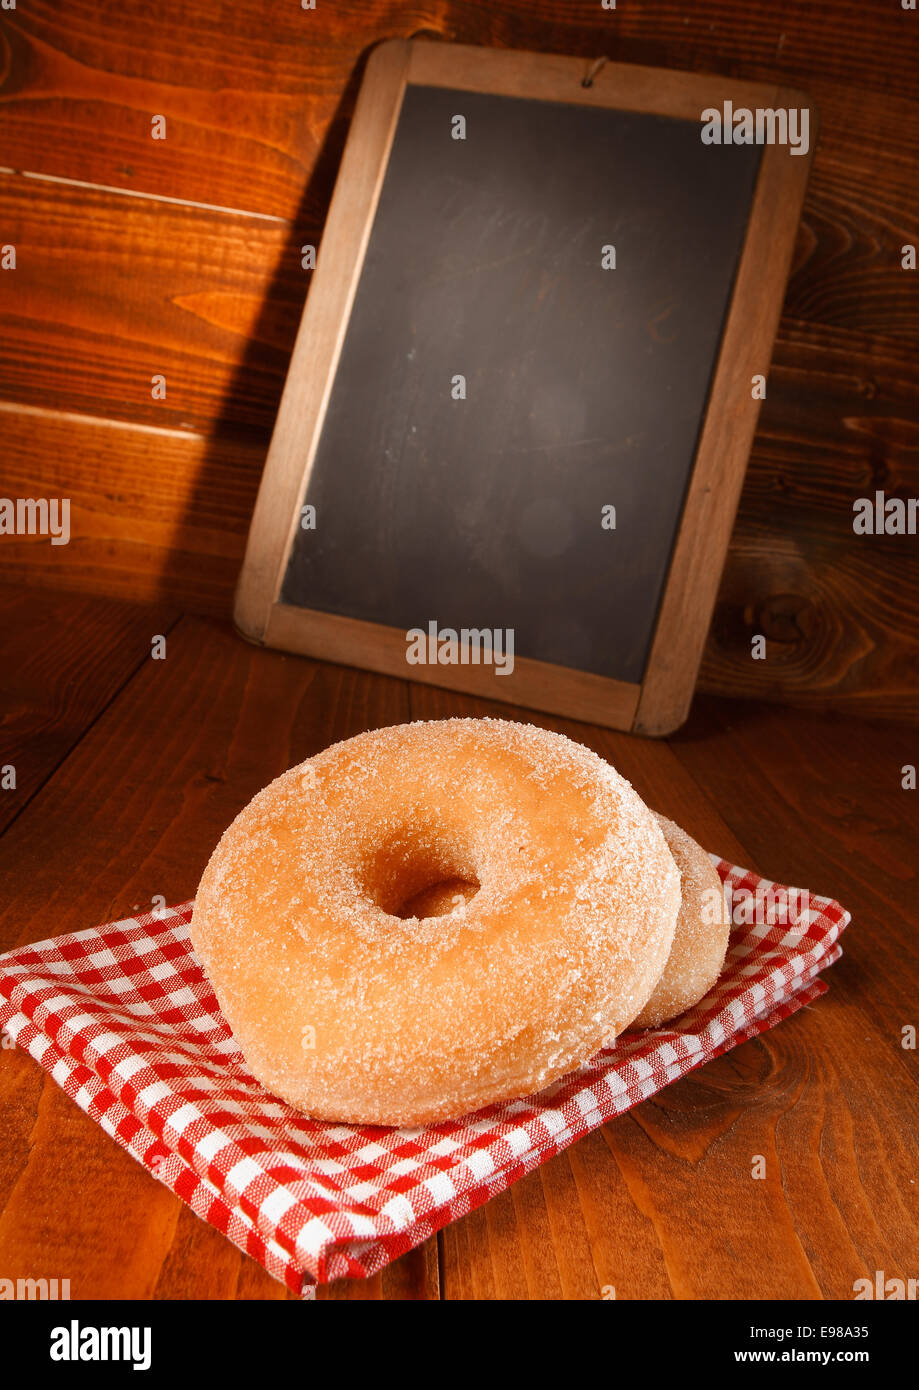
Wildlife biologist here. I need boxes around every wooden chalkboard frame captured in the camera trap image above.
[235,38,816,735]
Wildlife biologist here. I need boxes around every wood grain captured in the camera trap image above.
[0,0,369,221]
[0,404,261,611]
[0,4,917,708]
[0,585,179,834]
[670,696,919,1024]
[0,2,915,222]
[784,85,919,340]
[0,175,305,435]
[700,320,919,719]
[1,81,915,433]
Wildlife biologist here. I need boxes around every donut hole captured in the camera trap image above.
[357,831,480,920]
[399,877,479,920]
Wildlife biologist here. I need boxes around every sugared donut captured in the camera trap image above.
[631,813,730,1029]
[191,718,680,1126]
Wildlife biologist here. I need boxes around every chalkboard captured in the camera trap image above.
[281,84,760,684]
[236,40,816,733]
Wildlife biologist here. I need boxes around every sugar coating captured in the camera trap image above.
[632,814,731,1028]
[191,717,681,1125]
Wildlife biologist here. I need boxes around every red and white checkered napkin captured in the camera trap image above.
[0,858,847,1292]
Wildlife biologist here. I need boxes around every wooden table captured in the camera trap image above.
[1,583,916,1300]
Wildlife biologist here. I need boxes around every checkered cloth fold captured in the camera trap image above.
[0,857,848,1291]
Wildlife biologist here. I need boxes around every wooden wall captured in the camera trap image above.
[1,1,917,721]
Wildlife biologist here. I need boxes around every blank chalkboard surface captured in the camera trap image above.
[236,40,816,733]
[280,85,760,684]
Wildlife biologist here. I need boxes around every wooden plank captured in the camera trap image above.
[783,85,919,340]
[0,611,438,1299]
[702,531,919,721]
[0,2,915,221]
[0,404,262,614]
[1,87,916,437]
[0,0,367,221]
[0,174,304,434]
[670,696,919,1022]
[0,583,179,834]
[663,697,919,1297]
[407,683,919,1299]
[596,2,919,106]
[699,320,919,719]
